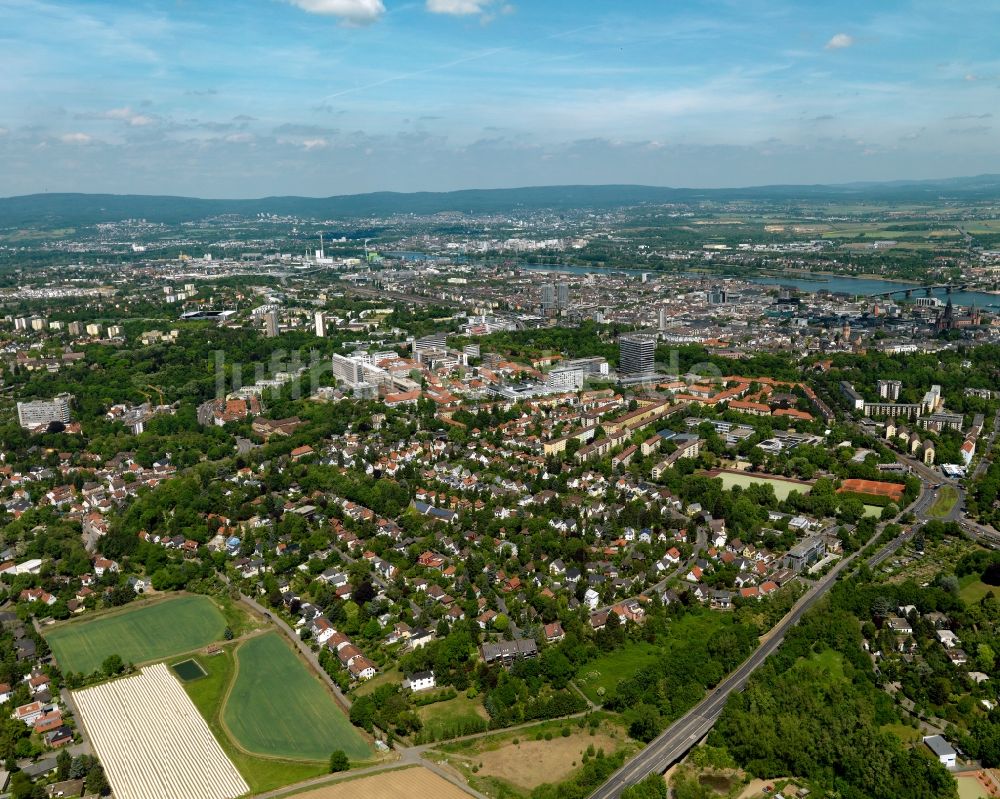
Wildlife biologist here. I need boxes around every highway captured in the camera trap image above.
[588,484,936,799]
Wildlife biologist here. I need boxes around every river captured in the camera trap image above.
[518,263,1000,308]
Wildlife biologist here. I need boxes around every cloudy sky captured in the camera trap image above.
[2,0,999,197]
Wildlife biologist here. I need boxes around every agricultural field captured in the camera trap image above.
[73,663,249,799]
[288,767,474,799]
[178,645,327,794]
[46,594,228,675]
[223,632,371,762]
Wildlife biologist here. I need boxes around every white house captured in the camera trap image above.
[403,670,436,692]
[584,587,600,610]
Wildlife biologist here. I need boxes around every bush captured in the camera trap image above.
[329,750,349,773]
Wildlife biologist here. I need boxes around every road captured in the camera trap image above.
[588,483,934,799]
[973,409,1000,480]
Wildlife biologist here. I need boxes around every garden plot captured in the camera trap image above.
[73,663,249,799]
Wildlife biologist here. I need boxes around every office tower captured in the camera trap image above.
[556,281,570,309]
[619,333,656,376]
[540,282,555,311]
[264,310,279,338]
[708,286,726,305]
[658,307,668,331]
[314,311,325,337]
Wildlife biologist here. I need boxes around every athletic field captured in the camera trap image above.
[46,595,227,675]
[223,632,371,761]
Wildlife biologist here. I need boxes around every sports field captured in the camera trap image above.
[47,594,226,675]
[223,632,371,761]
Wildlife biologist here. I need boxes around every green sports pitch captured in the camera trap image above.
[46,594,227,675]
[223,632,371,761]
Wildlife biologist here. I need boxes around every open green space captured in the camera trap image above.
[576,612,736,705]
[709,470,812,502]
[807,648,846,681]
[46,594,227,675]
[352,665,401,697]
[882,723,922,744]
[223,632,372,762]
[928,485,960,519]
[960,573,997,605]
[416,692,488,740]
[575,642,661,705]
[178,646,327,793]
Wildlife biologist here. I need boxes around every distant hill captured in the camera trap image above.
[2,175,1000,227]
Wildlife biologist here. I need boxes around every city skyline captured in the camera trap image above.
[2,0,1000,197]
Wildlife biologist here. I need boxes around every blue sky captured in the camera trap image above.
[2,0,999,197]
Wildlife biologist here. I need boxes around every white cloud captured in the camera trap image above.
[825,33,854,50]
[302,138,329,150]
[287,0,385,25]
[59,132,92,144]
[426,0,493,16]
[95,107,156,126]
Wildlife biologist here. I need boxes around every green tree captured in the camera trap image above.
[329,750,350,772]
[56,747,72,779]
[101,654,124,677]
[622,773,668,799]
[86,763,110,796]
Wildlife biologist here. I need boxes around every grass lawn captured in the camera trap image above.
[224,632,372,762]
[929,486,960,519]
[416,693,488,740]
[960,573,998,605]
[179,646,327,794]
[352,665,401,697]
[807,649,845,681]
[46,594,227,675]
[575,642,661,705]
[882,723,922,744]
